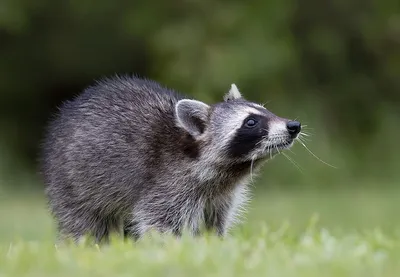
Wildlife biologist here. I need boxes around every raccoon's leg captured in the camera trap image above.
[204,202,230,236]
[124,206,188,240]
[123,217,184,240]
[123,219,141,241]
[205,186,249,237]
[56,211,115,244]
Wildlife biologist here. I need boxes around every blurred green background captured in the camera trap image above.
[0,0,399,241]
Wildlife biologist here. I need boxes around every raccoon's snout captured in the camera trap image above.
[264,119,300,154]
[286,120,301,138]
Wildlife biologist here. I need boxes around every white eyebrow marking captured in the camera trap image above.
[220,107,263,143]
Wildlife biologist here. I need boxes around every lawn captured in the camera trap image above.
[1,187,400,276]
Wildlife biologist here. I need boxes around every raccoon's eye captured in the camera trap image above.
[245,118,257,128]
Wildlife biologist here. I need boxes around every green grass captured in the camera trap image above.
[1,188,400,276]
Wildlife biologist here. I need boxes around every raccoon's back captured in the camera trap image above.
[40,76,186,211]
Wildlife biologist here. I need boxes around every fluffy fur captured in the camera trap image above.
[40,75,301,243]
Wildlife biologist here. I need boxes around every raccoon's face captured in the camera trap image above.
[175,84,301,163]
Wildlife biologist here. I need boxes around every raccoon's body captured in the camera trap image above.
[40,75,301,242]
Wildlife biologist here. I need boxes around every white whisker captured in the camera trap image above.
[301,125,314,129]
[274,143,281,155]
[299,132,311,137]
[298,135,311,143]
[297,138,337,169]
[250,157,255,182]
[268,144,272,160]
[287,147,296,155]
[256,138,266,146]
[282,152,304,174]
[298,132,312,143]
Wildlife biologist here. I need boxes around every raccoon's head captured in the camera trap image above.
[175,84,301,164]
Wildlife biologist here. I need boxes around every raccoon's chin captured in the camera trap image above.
[245,139,295,163]
[263,139,295,156]
[274,142,293,150]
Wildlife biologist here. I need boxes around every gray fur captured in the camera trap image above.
[40,75,299,243]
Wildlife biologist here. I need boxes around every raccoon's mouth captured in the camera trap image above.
[268,140,294,151]
[251,139,295,162]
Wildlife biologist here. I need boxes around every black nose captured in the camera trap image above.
[287,120,301,137]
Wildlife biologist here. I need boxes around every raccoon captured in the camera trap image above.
[40,75,301,243]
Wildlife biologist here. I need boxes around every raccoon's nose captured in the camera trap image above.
[286,120,301,138]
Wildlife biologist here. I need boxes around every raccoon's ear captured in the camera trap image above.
[223,84,242,101]
[175,99,210,137]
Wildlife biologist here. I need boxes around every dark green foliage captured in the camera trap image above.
[0,0,399,188]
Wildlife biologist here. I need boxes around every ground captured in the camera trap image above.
[1,188,399,276]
